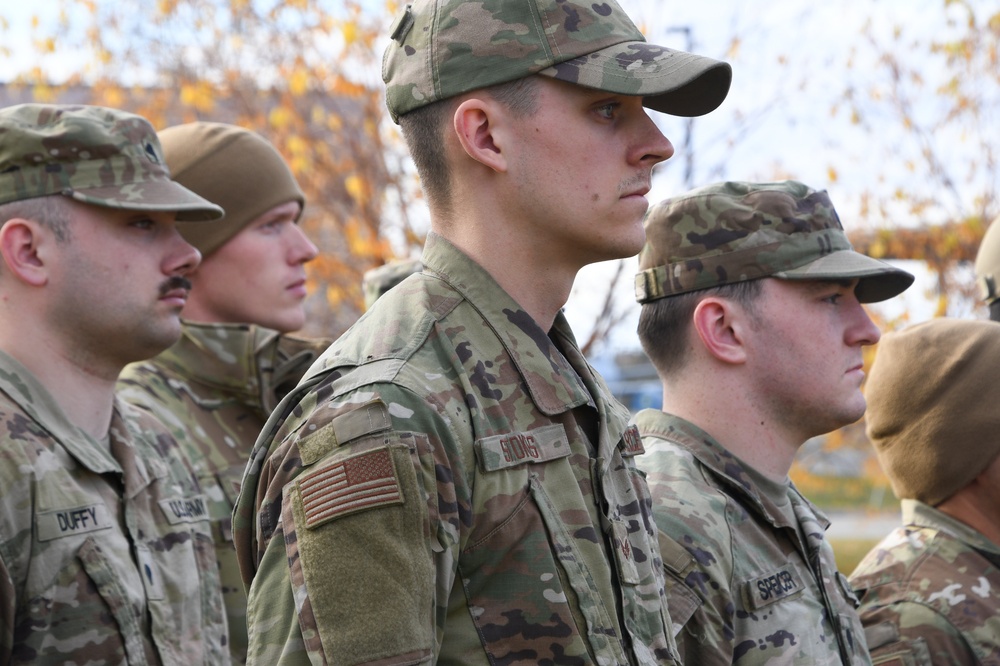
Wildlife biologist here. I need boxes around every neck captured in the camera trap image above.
[661,369,800,481]
[937,485,1000,547]
[430,220,576,332]
[0,329,118,440]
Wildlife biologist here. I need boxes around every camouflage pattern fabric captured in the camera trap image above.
[382,0,731,122]
[634,409,872,665]
[0,349,227,664]
[233,232,678,665]
[361,258,423,310]
[0,103,222,220]
[849,500,1000,665]
[634,180,913,305]
[117,321,329,664]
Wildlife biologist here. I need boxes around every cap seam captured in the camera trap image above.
[532,0,558,61]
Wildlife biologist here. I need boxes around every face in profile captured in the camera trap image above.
[184,200,318,333]
[742,278,882,440]
[499,77,674,269]
[46,200,202,366]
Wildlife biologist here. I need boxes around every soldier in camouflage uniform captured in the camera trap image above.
[849,318,1000,665]
[232,0,732,663]
[632,180,913,665]
[974,214,1000,321]
[117,121,327,664]
[0,104,228,664]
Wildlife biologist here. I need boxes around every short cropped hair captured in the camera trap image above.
[639,279,764,376]
[0,195,72,242]
[399,76,540,212]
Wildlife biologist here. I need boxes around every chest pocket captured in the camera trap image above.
[463,424,632,665]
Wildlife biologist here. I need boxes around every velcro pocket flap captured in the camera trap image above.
[299,399,392,466]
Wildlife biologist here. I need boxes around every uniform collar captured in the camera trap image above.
[421,232,595,416]
[158,321,276,405]
[904,499,1000,557]
[634,408,828,531]
[0,348,123,475]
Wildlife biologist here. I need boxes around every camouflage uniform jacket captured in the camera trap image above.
[118,321,328,664]
[634,409,871,665]
[0,349,227,665]
[233,232,678,666]
[849,500,1000,665]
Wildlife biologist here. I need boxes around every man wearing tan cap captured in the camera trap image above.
[0,104,228,664]
[850,318,1000,665]
[232,0,732,663]
[633,180,914,665]
[116,121,328,664]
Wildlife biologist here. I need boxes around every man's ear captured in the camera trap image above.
[453,97,508,173]
[692,297,748,365]
[0,219,50,286]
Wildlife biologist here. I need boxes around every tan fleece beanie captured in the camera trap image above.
[865,318,1000,506]
[158,122,305,256]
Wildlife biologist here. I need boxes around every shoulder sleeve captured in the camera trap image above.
[658,530,735,666]
[243,380,469,665]
[643,448,737,664]
[862,601,978,666]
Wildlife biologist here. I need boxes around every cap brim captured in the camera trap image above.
[774,250,915,303]
[63,180,224,222]
[540,42,732,117]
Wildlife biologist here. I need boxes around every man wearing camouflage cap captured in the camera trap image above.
[116,121,327,664]
[0,104,228,663]
[233,0,731,663]
[632,180,913,665]
[849,318,1000,665]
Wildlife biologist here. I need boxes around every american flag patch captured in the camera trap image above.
[299,448,403,529]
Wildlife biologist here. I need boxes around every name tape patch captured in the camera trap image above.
[159,495,210,524]
[475,424,570,472]
[299,447,403,529]
[37,503,113,541]
[743,566,803,610]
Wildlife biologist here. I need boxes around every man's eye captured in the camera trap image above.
[596,103,619,120]
[131,218,155,230]
[260,220,284,233]
[823,293,843,305]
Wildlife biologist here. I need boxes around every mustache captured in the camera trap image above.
[158,276,192,297]
[618,174,651,196]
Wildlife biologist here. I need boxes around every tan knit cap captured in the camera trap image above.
[865,318,1000,505]
[158,122,305,256]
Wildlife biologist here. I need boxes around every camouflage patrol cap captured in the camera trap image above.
[362,258,424,310]
[635,180,914,304]
[382,0,732,123]
[974,215,1000,307]
[0,104,222,221]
